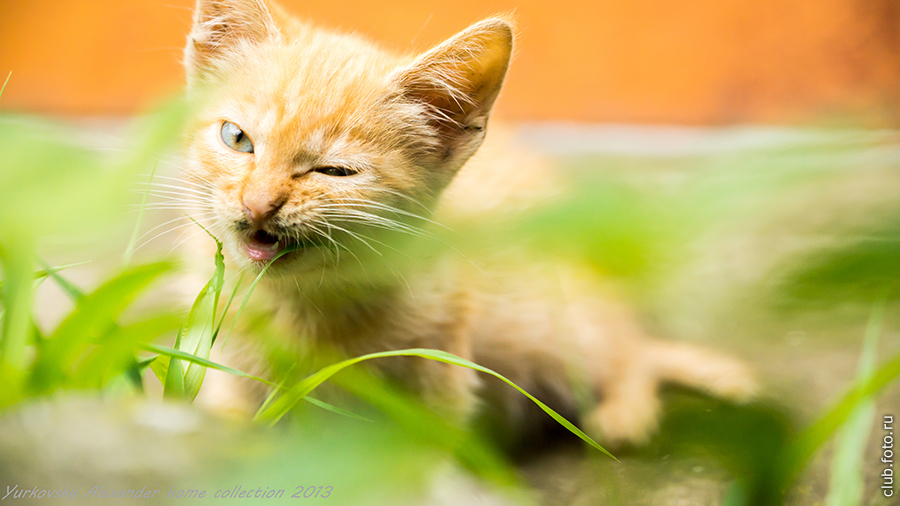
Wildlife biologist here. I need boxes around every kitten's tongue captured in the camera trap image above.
[246,241,279,261]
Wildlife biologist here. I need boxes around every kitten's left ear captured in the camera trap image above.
[393,17,514,158]
[185,0,281,83]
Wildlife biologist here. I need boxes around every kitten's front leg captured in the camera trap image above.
[194,341,266,418]
[403,321,482,425]
[413,356,482,424]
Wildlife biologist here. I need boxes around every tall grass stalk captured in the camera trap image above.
[824,301,884,506]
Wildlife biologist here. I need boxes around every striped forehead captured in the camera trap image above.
[218,32,405,165]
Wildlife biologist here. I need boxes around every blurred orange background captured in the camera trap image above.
[2,0,899,124]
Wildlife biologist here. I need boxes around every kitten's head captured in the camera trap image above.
[182,0,512,279]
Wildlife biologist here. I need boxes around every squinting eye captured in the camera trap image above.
[220,121,254,153]
[314,166,358,177]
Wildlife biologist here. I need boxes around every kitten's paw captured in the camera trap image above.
[702,359,760,404]
[194,369,256,419]
[583,394,661,447]
[651,341,760,404]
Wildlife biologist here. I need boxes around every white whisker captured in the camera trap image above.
[130,216,215,255]
[139,173,215,192]
[136,181,214,198]
[135,189,217,203]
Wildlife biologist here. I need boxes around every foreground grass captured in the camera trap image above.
[1,102,899,504]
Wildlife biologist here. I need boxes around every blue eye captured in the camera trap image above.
[221,121,254,153]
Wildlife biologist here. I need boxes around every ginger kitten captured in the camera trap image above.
[181,0,757,445]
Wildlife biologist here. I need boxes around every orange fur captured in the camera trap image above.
[182,0,757,445]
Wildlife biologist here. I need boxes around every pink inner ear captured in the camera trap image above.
[395,18,514,127]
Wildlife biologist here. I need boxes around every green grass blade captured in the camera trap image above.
[45,261,172,342]
[254,347,614,459]
[145,342,368,420]
[222,247,294,349]
[302,396,373,423]
[785,341,900,480]
[163,325,184,398]
[0,240,35,374]
[0,72,10,100]
[149,355,169,385]
[38,260,163,393]
[125,356,145,393]
[212,272,244,344]
[38,259,86,300]
[0,261,89,293]
[136,355,158,370]
[257,365,294,416]
[31,261,173,393]
[144,342,276,387]
[164,353,185,399]
[179,237,225,400]
[824,301,883,506]
[135,355,159,371]
[72,314,181,389]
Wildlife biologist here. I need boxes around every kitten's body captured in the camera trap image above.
[183,0,756,445]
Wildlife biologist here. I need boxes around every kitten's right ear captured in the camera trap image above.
[185,0,280,82]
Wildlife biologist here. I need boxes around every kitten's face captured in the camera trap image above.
[185,42,432,275]
[182,0,512,279]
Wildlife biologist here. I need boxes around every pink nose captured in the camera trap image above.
[242,194,285,226]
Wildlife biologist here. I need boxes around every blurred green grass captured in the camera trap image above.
[1,97,899,505]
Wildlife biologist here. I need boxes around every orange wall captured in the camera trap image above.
[2,0,899,124]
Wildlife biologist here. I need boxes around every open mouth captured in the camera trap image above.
[244,230,288,262]
[242,229,326,262]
